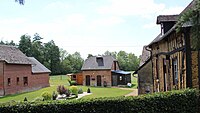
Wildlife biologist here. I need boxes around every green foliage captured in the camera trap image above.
[32,97,44,102]
[52,91,58,100]
[70,86,78,97]
[87,88,91,93]
[176,0,200,50]
[0,89,199,113]
[23,97,28,102]
[70,80,77,86]
[103,50,140,71]
[18,34,32,57]
[41,91,51,101]
[78,88,83,94]
[57,85,67,95]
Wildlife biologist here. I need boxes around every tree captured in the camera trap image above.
[31,33,44,63]
[176,0,200,50]
[87,54,93,59]
[0,40,16,46]
[103,50,140,71]
[15,0,25,5]
[18,34,32,56]
[44,40,61,75]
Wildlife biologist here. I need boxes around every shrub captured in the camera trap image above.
[78,88,83,94]
[24,97,28,101]
[67,78,71,86]
[41,91,51,101]
[65,88,71,97]
[70,86,78,97]
[0,89,199,113]
[87,88,91,93]
[57,85,67,95]
[71,80,77,86]
[52,91,58,100]
[32,97,44,102]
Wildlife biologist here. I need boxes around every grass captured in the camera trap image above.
[0,75,134,103]
[130,71,138,89]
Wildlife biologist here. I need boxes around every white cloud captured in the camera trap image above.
[143,23,158,29]
[98,0,165,18]
[65,14,86,27]
[88,16,125,30]
[159,6,185,15]
[44,1,70,10]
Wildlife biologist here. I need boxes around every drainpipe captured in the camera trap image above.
[145,46,154,93]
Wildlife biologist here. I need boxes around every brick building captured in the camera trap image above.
[81,56,131,87]
[0,45,50,96]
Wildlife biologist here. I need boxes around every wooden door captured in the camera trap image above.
[86,75,90,86]
[97,75,101,86]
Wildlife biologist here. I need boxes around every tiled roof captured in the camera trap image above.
[28,57,51,73]
[139,46,151,66]
[81,56,117,70]
[0,45,31,64]
[148,0,195,47]
[156,15,179,24]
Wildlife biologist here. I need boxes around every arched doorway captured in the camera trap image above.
[97,75,101,86]
[86,75,90,86]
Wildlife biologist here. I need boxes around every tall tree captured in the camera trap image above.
[32,33,44,63]
[18,34,32,56]
[44,40,61,75]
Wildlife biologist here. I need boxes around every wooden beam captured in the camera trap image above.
[184,27,192,88]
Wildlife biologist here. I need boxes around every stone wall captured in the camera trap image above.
[191,51,199,89]
[138,60,153,94]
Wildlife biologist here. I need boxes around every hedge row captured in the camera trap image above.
[0,89,199,113]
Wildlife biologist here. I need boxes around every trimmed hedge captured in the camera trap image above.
[0,89,199,113]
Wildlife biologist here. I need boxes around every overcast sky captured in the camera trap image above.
[0,0,192,59]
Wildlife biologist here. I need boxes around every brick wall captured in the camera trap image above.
[1,63,50,96]
[31,73,50,89]
[0,62,4,95]
[3,63,32,95]
[82,70,111,86]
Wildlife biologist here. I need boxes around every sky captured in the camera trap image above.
[0,0,192,59]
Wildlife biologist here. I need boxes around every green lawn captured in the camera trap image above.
[130,71,138,89]
[0,75,134,103]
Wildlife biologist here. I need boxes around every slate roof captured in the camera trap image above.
[81,56,117,70]
[156,15,179,24]
[0,45,31,64]
[139,46,151,66]
[28,57,51,74]
[148,0,195,47]
[111,70,131,75]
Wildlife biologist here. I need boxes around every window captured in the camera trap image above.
[72,75,76,79]
[17,77,19,85]
[173,59,178,85]
[23,77,28,86]
[96,57,104,66]
[119,76,122,81]
[8,78,11,86]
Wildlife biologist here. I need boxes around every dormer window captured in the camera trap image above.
[96,57,104,66]
[161,23,164,35]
